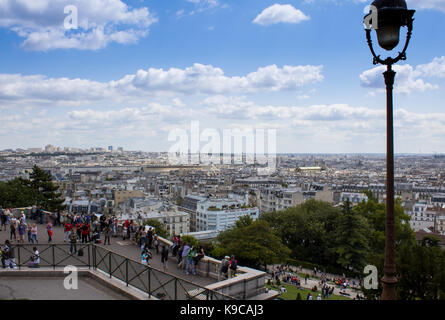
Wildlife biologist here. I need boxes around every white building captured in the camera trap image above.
[195,196,259,232]
[409,202,436,231]
[260,186,333,213]
[339,192,369,205]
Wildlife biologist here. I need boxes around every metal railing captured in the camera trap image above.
[5,243,235,301]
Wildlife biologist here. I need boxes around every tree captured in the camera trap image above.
[332,200,371,272]
[181,235,199,248]
[29,165,65,212]
[216,218,291,270]
[396,238,445,300]
[261,200,341,268]
[0,178,38,208]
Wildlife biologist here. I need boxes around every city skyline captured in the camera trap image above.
[1,0,445,153]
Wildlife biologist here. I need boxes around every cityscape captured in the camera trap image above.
[1,0,445,308]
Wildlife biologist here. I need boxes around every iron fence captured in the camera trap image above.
[4,243,235,301]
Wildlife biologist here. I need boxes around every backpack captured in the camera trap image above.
[230,260,237,270]
[78,248,84,257]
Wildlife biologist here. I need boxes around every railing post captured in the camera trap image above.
[148,268,151,299]
[126,259,129,287]
[109,252,112,278]
[87,244,91,269]
[52,244,55,270]
[175,278,177,300]
[17,245,21,270]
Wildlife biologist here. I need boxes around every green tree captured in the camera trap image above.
[29,165,65,212]
[396,237,445,300]
[261,200,340,268]
[181,235,199,248]
[332,200,371,272]
[0,178,37,208]
[216,218,291,270]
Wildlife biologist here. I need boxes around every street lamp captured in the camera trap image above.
[363,0,415,300]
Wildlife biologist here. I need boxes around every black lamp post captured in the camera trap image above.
[363,0,415,300]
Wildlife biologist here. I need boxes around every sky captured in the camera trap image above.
[1,0,445,154]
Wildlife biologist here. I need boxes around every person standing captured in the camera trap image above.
[28,247,40,268]
[146,227,153,249]
[18,221,26,244]
[27,223,32,243]
[9,219,16,241]
[0,208,6,231]
[185,245,197,276]
[3,240,17,269]
[218,256,230,281]
[179,242,190,269]
[31,224,38,244]
[69,230,77,255]
[228,255,238,279]
[161,245,169,273]
[64,221,73,242]
[140,229,146,250]
[195,246,205,267]
[76,221,82,240]
[81,222,89,243]
[39,208,44,225]
[154,234,159,254]
[47,222,53,243]
[103,224,111,245]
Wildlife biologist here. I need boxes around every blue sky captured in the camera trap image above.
[1,0,445,154]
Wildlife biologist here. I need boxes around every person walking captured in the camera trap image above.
[47,222,53,243]
[161,245,169,273]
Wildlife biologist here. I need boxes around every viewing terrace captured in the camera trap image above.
[0,208,277,300]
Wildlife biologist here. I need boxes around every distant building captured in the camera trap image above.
[195,196,259,232]
[409,202,437,231]
[27,148,43,153]
[339,192,368,205]
[260,186,333,213]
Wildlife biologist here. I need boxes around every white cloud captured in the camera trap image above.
[0,0,157,51]
[253,4,310,26]
[359,57,445,94]
[407,0,445,12]
[0,63,323,110]
[111,63,324,96]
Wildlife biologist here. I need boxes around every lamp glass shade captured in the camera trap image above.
[376,24,401,51]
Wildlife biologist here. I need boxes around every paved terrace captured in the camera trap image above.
[0,211,274,300]
[0,221,215,287]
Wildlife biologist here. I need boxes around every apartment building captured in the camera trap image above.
[195,196,259,232]
[409,202,437,231]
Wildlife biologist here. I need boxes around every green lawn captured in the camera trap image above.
[267,284,352,301]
